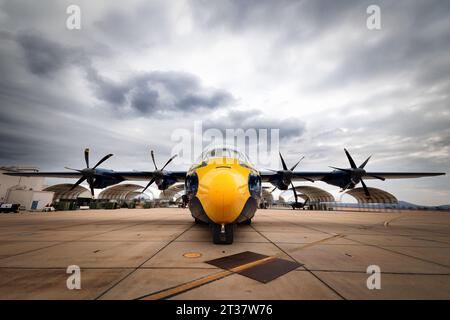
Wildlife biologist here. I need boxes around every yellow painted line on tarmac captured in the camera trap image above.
[139,256,276,300]
[292,234,345,252]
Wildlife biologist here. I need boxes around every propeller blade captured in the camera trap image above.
[161,154,177,170]
[64,167,82,172]
[270,186,277,193]
[142,177,156,193]
[279,152,288,170]
[360,179,371,198]
[84,148,90,168]
[291,182,298,203]
[342,180,353,191]
[368,174,386,181]
[93,154,113,169]
[304,197,309,206]
[344,148,357,169]
[70,176,87,191]
[359,155,371,169]
[87,177,95,197]
[150,150,158,170]
[290,156,305,171]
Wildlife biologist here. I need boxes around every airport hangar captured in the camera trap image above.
[0,166,400,212]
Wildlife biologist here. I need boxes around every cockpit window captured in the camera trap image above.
[197,147,251,164]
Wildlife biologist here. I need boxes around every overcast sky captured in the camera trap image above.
[0,0,449,205]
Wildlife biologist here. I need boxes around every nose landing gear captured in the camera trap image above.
[211,223,234,244]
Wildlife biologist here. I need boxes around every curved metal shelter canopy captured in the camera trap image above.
[344,187,398,204]
[98,184,153,201]
[43,184,90,201]
[262,187,274,204]
[282,186,335,203]
[161,183,185,201]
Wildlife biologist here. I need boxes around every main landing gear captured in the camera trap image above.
[211,223,234,244]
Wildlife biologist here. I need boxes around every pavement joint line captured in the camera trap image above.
[136,256,278,300]
[388,225,450,236]
[10,212,154,231]
[289,234,346,252]
[267,214,336,235]
[412,237,450,245]
[249,224,346,300]
[94,222,196,300]
[294,269,450,275]
[346,237,450,269]
[0,216,156,261]
[383,214,407,228]
[0,266,220,270]
[287,212,450,238]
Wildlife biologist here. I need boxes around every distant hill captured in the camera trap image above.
[334,201,450,211]
[397,201,450,210]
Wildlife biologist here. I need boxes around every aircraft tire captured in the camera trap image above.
[212,223,234,244]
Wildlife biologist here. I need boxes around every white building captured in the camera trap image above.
[0,166,54,211]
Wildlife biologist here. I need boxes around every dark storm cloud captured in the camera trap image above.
[13,31,234,116]
[85,67,235,115]
[15,32,71,76]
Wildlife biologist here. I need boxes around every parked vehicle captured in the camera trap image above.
[42,206,56,212]
[0,203,20,213]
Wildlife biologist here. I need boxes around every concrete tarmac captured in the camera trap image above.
[0,208,449,299]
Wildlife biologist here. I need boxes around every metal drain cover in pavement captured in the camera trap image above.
[206,251,302,283]
[238,258,301,283]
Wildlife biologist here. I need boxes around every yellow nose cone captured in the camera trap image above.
[198,169,249,224]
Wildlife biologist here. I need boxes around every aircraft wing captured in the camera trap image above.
[260,171,445,182]
[259,171,329,182]
[362,172,446,179]
[3,170,188,181]
[3,171,83,179]
[112,171,187,181]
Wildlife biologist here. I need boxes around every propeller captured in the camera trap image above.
[65,148,113,197]
[268,152,306,193]
[330,148,385,198]
[291,182,298,203]
[142,150,177,193]
[289,183,309,209]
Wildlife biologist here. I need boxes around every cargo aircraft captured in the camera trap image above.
[4,147,445,244]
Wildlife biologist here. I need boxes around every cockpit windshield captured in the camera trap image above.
[197,146,251,164]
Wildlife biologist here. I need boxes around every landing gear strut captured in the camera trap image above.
[211,223,234,244]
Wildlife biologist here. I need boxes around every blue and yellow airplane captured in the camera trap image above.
[4,146,445,244]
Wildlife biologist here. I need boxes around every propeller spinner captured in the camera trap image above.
[65,148,113,197]
[142,150,177,193]
[330,148,385,198]
[268,152,305,193]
